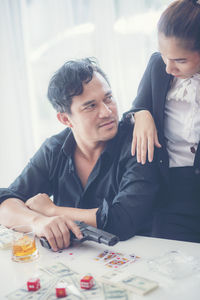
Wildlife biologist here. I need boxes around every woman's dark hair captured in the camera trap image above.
[158,0,200,51]
[47,58,110,114]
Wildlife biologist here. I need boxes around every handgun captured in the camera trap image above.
[40,221,119,250]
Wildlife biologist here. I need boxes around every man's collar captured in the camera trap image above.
[62,129,76,156]
[101,125,120,159]
[61,122,122,158]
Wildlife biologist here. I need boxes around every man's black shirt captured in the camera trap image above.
[0,121,159,240]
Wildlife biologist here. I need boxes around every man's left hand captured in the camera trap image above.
[26,193,55,216]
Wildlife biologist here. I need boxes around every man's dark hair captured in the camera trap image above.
[47,58,110,114]
[158,0,200,51]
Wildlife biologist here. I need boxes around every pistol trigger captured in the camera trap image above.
[79,231,87,242]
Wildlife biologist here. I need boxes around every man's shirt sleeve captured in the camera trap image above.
[96,145,160,241]
[0,138,55,204]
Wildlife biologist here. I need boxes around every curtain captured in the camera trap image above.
[0,0,172,186]
[0,0,34,186]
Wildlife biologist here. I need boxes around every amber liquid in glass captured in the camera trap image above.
[12,235,37,261]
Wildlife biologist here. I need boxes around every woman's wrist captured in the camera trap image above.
[134,110,150,119]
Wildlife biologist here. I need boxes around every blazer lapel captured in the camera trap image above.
[153,67,172,138]
[153,60,172,187]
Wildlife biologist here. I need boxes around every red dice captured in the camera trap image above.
[80,275,94,290]
[55,282,67,298]
[27,278,41,291]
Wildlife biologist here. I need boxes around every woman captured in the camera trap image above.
[131,0,200,242]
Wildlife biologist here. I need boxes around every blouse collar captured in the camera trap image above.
[167,73,200,103]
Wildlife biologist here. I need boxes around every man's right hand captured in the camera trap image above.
[131,110,161,164]
[33,215,83,251]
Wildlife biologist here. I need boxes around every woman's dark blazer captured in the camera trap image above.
[131,53,200,241]
[132,52,173,186]
[132,51,200,186]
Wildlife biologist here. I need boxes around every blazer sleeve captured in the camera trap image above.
[131,52,162,113]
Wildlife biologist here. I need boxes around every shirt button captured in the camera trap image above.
[195,168,200,175]
[159,160,163,164]
[190,146,196,154]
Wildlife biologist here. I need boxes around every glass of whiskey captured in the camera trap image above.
[11,225,39,262]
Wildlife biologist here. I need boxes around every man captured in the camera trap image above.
[0,58,159,251]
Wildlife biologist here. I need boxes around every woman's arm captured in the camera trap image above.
[130,53,162,163]
[132,110,161,164]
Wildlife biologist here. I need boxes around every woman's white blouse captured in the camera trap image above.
[164,73,200,167]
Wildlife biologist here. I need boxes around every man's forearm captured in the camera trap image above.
[50,206,98,227]
[25,193,98,227]
[0,198,84,251]
[0,198,42,228]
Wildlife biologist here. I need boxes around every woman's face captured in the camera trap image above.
[158,33,200,79]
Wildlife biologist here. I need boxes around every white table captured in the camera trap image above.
[1,235,200,299]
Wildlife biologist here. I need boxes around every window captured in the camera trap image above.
[0,0,171,186]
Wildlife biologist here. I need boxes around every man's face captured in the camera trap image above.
[158,33,200,79]
[65,72,119,146]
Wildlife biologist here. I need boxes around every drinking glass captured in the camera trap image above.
[11,225,39,262]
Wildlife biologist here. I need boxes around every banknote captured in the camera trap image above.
[45,280,130,300]
[6,287,27,300]
[0,225,13,249]
[119,274,158,295]
[98,270,158,296]
[40,262,77,278]
[102,282,130,300]
[6,279,56,300]
[6,270,55,300]
[98,270,121,282]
